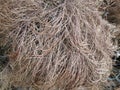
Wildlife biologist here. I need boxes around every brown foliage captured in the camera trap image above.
[0,0,115,90]
[98,0,120,47]
[98,0,120,25]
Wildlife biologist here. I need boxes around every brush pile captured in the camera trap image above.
[98,0,120,90]
[0,0,115,90]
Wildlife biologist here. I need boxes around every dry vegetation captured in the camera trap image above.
[0,0,117,90]
[98,0,120,90]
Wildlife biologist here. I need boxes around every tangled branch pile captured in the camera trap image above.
[98,0,120,90]
[0,0,115,90]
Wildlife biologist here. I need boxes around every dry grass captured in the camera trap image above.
[99,0,120,48]
[0,0,115,90]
